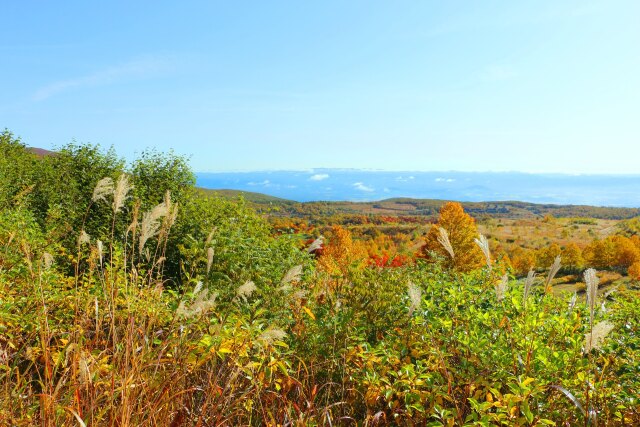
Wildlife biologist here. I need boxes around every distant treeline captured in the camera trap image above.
[203,189,640,221]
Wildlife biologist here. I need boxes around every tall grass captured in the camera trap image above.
[0,178,638,426]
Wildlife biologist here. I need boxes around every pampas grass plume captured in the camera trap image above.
[437,227,455,260]
[407,281,422,316]
[475,234,491,270]
[544,255,562,293]
[584,320,614,353]
[112,174,133,214]
[92,177,114,204]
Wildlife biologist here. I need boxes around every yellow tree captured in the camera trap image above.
[536,243,561,269]
[583,238,617,269]
[317,225,367,275]
[510,247,536,277]
[561,243,583,272]
[613,235,640,269]
[628,261,640,280]
[418,202,484,272]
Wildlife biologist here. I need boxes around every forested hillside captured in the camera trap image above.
[204,189,640,220]
[1,131,639,425]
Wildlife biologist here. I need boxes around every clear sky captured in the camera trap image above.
[1,1,639,173]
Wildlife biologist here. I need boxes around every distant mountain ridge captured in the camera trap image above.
[197,169,640,208]
[26,147,54,157]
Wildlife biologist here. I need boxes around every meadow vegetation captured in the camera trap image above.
[1,130,639,425]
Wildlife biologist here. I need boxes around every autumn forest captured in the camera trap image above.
[0,130,638,426]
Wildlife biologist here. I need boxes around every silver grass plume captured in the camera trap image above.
[97,240,104,267]
[205,227,217,246]
[544,255,562,293]
[282,264,303,285]
[307,236,324,253]
[77,230,91,247]
[112,174,133,214]
[496,274,508,302]
[584,268,599,326]
[206,247,214,274]
[92,177,114,204]
[568,292,578,313]
[475,234,492,270]
[138,202,168,254]
[280,265,303,291]
[407,281,422,316]
[163,191,179,228]
[177,287,217,318]
[236,280,257,301]
[437,227,455,260]
[523,269,536,307]
[193,281,203,296]
[259,327,287,345]
[42,252,54,270]
[584,320,614,353]
[292,289,308,301]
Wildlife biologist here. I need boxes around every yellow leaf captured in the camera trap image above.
[303,306,316,320]
[521,377,535,387]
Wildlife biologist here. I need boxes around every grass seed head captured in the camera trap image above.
[437,227,455,260]
[91,177,114,204]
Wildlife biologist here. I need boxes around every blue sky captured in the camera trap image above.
[1,1,639,173]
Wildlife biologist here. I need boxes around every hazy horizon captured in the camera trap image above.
[196,170,640,207]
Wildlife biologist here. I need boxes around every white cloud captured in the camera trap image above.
[353,182,374,192]
[435,177,456,183]
[247,180,270,186]
[33,56,171,101]
[309,173,329,181]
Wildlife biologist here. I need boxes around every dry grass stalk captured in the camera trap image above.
[91,177,114,203]
[544,255,562,293]
[584,268,599,326]
[112,174,133,214]
[475,234,491,270]
[97,240,104,267]
[437,227,455,260]
[584,320,614,353]
[206,247,214,274]
[407,281,422,316]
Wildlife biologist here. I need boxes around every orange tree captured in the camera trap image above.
[418,202,484,272]
[317,225,367,276]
